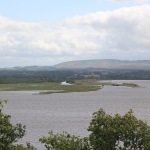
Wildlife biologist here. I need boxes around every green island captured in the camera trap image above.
[0,79,139,94]
[99,81,140,88]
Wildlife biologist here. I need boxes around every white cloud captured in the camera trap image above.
[63,5,150,56]
[0,5,150,67]
[112,0,149,2]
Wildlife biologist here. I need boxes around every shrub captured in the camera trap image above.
[88,109,150,150]
[40,109,150,150]
[39,131,90,150]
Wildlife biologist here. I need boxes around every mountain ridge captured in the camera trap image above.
[1,59,150,71]
[54,59,150,70]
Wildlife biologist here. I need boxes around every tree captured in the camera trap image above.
[88,108,150,150]
[10,144,36,150]
[0,100,26,150]
[40,109,150,150]
[1,99,149,150]
[39,131,90,150]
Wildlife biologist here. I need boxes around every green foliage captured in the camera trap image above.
[1,69,150,85]
[1,99,149,150]
[0,100,26,150]
[39,131,91,150]
[0,70,76,84]
[40,109,150,150]
[88,109,150,150]
[10,144,36,150]
[0,80,100,94]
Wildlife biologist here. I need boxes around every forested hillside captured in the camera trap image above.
[0,69,150,84]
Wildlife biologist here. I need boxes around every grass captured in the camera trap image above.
[0,80,101,94]
[98,81,139,88]
[121,83,139,87]
[0,80,139,94]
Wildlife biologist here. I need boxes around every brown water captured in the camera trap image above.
[1,80,150,149]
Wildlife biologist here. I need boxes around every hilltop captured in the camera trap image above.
[54,59,150,70]
[0,59,150,83]
[1,59,150,71]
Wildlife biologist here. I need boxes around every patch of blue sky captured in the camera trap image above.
[0,0,148,21]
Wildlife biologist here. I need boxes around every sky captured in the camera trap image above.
[0,0,150,67]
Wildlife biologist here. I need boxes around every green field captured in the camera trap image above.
[0,80,139,94]
[0,80,102,94]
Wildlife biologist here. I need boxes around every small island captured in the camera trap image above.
[0,79,139,95]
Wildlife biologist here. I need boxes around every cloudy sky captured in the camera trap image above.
[0,0,150,67]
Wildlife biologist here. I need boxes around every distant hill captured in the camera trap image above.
[1,59,150,71]
[0,66,55,71]
[1,59,150,83]
[54,59,150,70]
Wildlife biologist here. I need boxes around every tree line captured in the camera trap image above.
[0,69,150,84]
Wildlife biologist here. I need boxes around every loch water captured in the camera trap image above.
[1,80,150,149]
